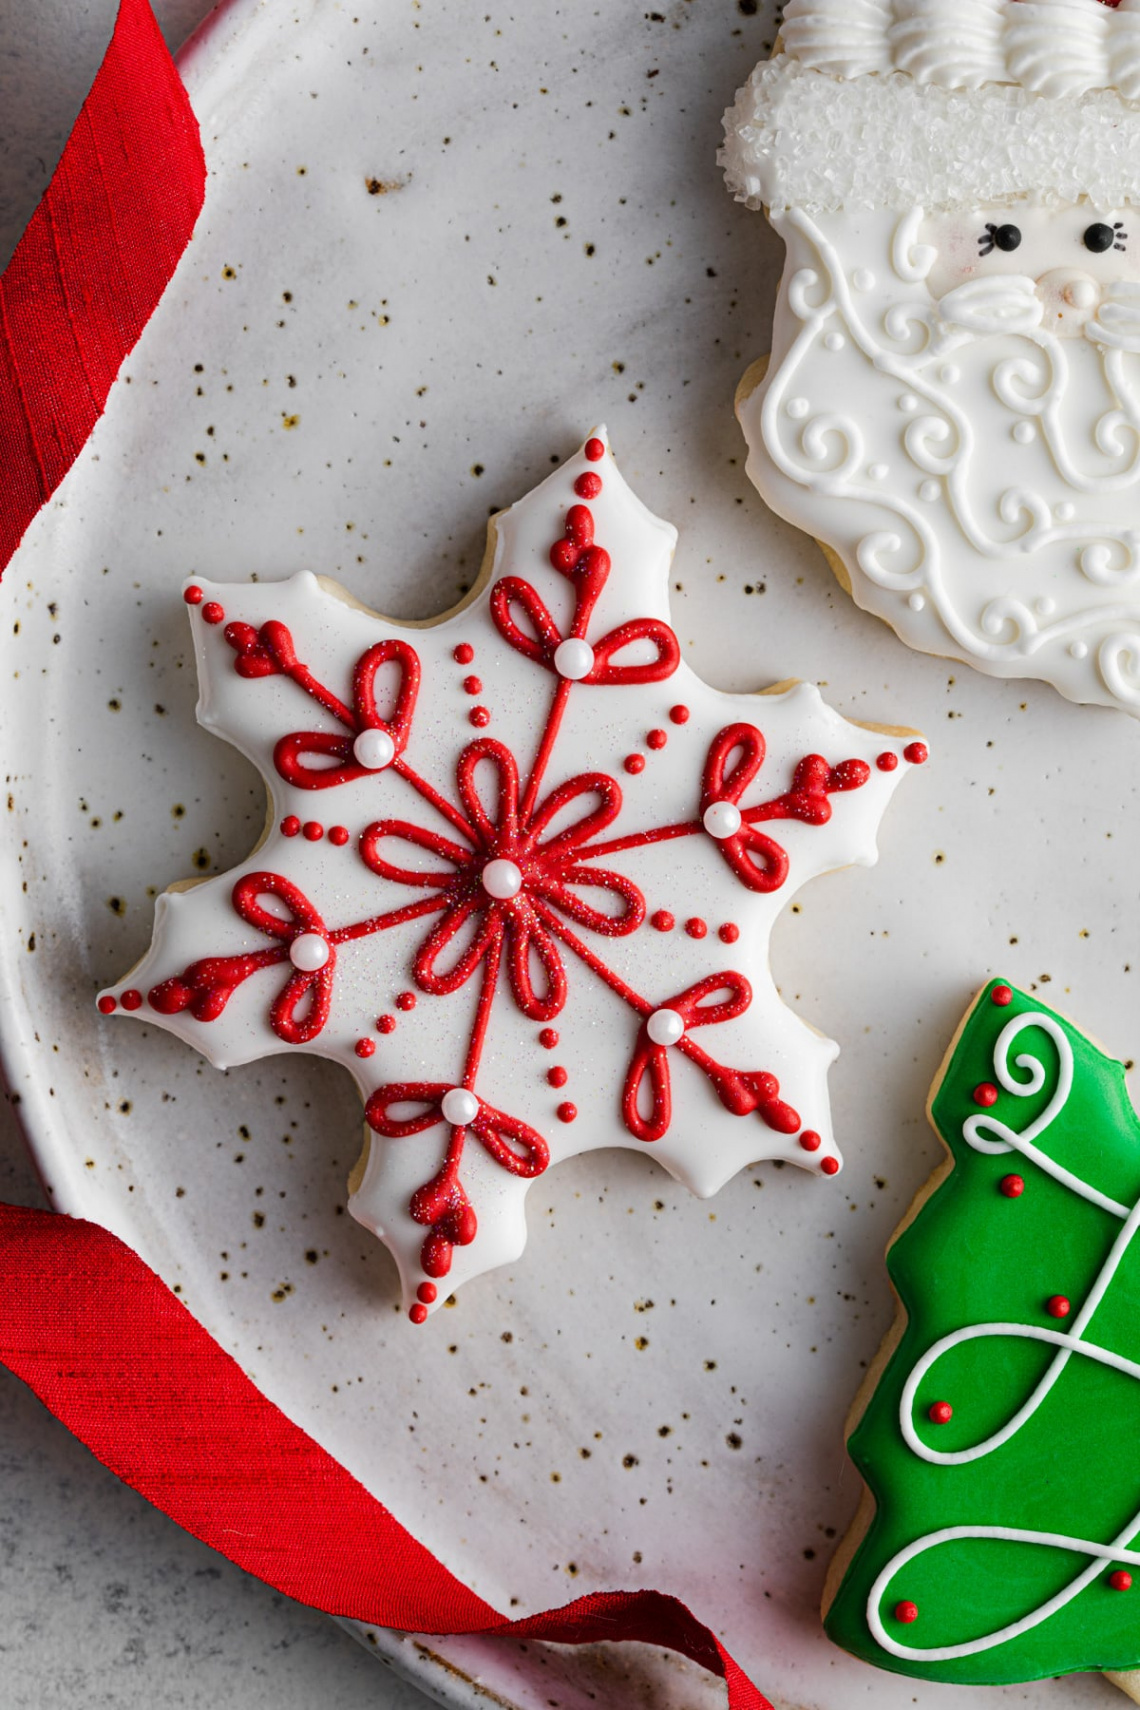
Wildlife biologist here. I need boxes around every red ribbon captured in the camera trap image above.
[0,5,774,1702]
[0,1203,769,1708]
[0,0,205,575]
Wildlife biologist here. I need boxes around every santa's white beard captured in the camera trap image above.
[740,207,1140,714]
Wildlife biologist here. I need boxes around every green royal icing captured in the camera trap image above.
[824,978,1140,1685]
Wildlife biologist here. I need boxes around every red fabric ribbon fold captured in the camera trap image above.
[0,1203,770,1708]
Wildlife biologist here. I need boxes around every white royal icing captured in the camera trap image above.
[736,198,1140,715]
[869,1010,1140,1663]
[98,431,925,1318]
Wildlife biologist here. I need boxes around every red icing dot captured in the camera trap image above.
[1111,1571,1133,1592]
[575,472,603,499]
[820,1156,840,1176]
[585,437,605,462]
[453,643,475,665]
[904,741,929,765]
[799,1130,822,1153]
[329,825,350,847]
[183,584,203,605]
[876,751,899,772]
[417,1281,438,1306]
[1000,1174,1025,1198]
[120,989,143,1012]
[396,991,417,1012]
[548,1066,568,1089]
[719,923,740,944]
[647,728,667,750]
[557,1102,578,1123]
[377,1014,396,1034]
[669,704,690,725]
[685,917,707,939]
[651,910,674,932]
[463,675,483,696]
[539,1028,559,1049]
[895,1602,919,1626]
[991,983,1013,1007]
[97,994,117,1015]
[973,1082,999,1107]
[281,815,301,837]
[202,601,225,626]
[470,706,491,728]
[355,1037,376,1059]
[302,820,324,842]
[624,754,645,775]
[409,1303,429,1325]
[928,1401,953,1425]
[1047,1294,1071,1318]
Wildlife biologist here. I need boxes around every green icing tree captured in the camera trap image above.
[824,978,1140,1687]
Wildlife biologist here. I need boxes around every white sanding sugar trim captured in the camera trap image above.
[781,0,1140,101]
[719,56,1140,214]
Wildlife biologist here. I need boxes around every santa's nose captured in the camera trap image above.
[1036,268,1102,336]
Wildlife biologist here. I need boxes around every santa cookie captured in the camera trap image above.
[825,978,1140,1700]
[98,431,927,1321]
[722,0,1140,718]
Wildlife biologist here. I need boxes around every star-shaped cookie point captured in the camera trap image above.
[99,428,929,1321]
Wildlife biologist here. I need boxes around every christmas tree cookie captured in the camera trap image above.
[825,978,1140,1697]
[97,431,927,1322]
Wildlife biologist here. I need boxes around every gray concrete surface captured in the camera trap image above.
[0,5,439,1704]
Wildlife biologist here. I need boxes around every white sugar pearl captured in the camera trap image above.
[1055,502,1075,522]
[853,268,875,292]
[1064,279,1098,310]
[702,800,743,839]
[919,480,941,502]
[908,592,927,611]
[553,638,594,681]
[868,462,889,481]
[940,365,960,385]
[1069,640,1089,659]
[1013,421,1035,445]
[1035,596,1055,618]
[787,397,810,419]
[824,331,845,352]
[289,932,330,972]
[353,727,396,770]
[482,858,523,900]
[647,1009,685,1047]
[441,1087,480,1127]
[898,394,918,415]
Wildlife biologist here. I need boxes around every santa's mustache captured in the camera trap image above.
[934,277,1140,354]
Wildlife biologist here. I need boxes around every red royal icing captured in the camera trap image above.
[820,1156,840,1176]
[1111,1571,1133,1591]
[798,1130,821,1152]
[903,741,928,765]
[355,1038,376,1058]
[1046,1294,1071,1318]
[574,472,603,499]
[329,826,350,847]
[1000,1174,1025,1198]
[557,1102,577,1123]
[120,989,143,1011]
[991,983,1013,1007]
[669,704,689,725]
[584,437,605,461]
[651,910,674,932]
[417,1281,438,1305]
[453,644,474,665]
[685,918,707,939]
[281,815,301,837]
[647,729,667,751]
[539,1028,559,1049]
[302,821,324,842]
[463,676,482,696]
[624,754,645,775]
[202,601,225,626]
[719,923,739,944]
[973,1082,999,1107]
[409,1303,428,1325]
[396,991,417,1012]
[548,1066,568,1088]
[876,752,899,772]
[928,1401,953,1425]
[895,1602,919,1625]
[470,706,491,728]
[98,994,117,1014]
[184,585,203,605]
[377,1014,396,1034]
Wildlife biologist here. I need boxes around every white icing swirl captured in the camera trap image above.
[778,0,1140,98]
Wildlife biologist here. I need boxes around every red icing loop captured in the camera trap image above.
[585,437,605,462]
[588,617,680,687]
[271,638,421,791]
[701,724,870,895]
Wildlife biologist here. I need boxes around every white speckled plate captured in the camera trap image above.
[0,2,1137,1706]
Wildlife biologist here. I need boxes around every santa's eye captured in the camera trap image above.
[1084,222,1117,253]
[979,223,1022,257]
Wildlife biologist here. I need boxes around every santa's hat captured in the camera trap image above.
[721,0,1140,214]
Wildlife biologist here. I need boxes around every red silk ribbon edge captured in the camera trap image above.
[0,0,206,575]
[0,1202,771,1708]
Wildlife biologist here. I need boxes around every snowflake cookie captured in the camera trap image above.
[99,430,928,1321]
